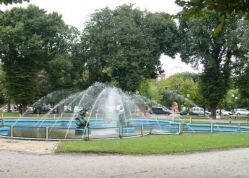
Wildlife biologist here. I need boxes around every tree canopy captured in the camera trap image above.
[178,10,244,117]
[176,0,249,15]
[80,5,178,91]
[0,5,67,107]
[0,0,28,5]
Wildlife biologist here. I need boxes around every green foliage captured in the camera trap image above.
[0,0,28,5]
[176,0,249,15]
[176,0,249,34]
[0,63,7,104]
[158,73,202,107]
[47,54,73,90]
[138,79,161,102]
[0,5,67,104]
[220,89,241,109]
[178,10,244,117]
[237,20,249,109]
[81,5,178,91]
[236,66,249,109]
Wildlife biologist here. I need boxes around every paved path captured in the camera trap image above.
[1,148,249,178]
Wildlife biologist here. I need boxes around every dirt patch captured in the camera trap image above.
[0,138,58,154]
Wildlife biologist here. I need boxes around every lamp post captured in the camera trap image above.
[235,96,238,114]
[231,94,238,115]
[232,94,235,115]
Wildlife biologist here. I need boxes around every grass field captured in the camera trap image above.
[56,133,249,154]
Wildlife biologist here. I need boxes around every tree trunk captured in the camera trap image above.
[7,101,11,112]
[247,98,249,110]
[22,104,27,114]
[211,107,216,119]
[20,103,27,115]
[58,104,64,115]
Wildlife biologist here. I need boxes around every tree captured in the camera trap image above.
[176,0,249,34]
[0,0,28,5]
[175,0,249,15]
[158,72,203,108]
[138,78,161,103]
[40,26,84,92]
[236,20,249,109]
[80,4,178,91]
[219,89,242,110]
[237,66,249,109]
[0,63,7,105]
[47,54,73,90]
[0,5,67,112]
[178,10,244,118]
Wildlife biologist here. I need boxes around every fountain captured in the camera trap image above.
[1,82,249,140]
[0,83,176,140]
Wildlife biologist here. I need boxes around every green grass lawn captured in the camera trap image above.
[56,133,249,154]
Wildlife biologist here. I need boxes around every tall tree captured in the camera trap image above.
[237,66,249,109]
[236,20,249,109]
[0,5,67,111]
[158,72,204,108]
[178,10,244,118]
[0,0,28,5]
[176,0,249,15]
[176,0,249,34]
[138,78,162,103]
[80,4,178,91]
[0,63,7,105]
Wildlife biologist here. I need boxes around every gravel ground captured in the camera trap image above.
[0,138,58,154]
[1,146,249,178]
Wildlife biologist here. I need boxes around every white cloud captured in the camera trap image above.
[0,0,199,76]
[160,54,201,77]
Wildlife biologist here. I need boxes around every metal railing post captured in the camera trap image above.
[121,125,123,138]
[84,128,89,141]
[11,125,14,137]
[149,124,153,134]
[238,123,241,132]
[88,127,90,140]
[45,127,49,140]
[119,126,122,138]
[210,118,213,133]
[141,125,144,136]
[178,122,183,135]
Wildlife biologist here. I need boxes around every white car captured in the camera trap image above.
[217,109,232,116]
[234,109,249,116]
[190,107,209,115]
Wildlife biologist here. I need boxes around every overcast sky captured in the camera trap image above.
[0,0,200,76]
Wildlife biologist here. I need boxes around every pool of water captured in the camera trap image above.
[0,119,249,140]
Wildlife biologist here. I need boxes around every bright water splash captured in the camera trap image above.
[16,82,184,138]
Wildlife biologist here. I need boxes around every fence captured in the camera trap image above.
[1,121,248,141]
[0,123,181,141]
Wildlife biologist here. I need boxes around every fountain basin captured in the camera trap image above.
[1,119,249,140]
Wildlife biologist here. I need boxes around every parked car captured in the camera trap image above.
[26,106,34,113]
[216,109,232,116]
[180,109,189,115]
[189,107,209,116]
[150,106,172,115]
[234,109,249,116]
